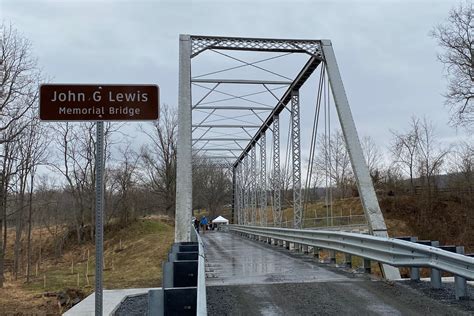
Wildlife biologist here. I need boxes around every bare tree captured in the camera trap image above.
[50,122,114,244]
[415,118,450,193]
[139,105,177,216]
[447,140,473,199]
[0,23,41,287]
[107,146,140,225]
[192,156,232,219]
[314,130,353,198]
[431,1,474,129]
[391,117,421,193]
[24,118,49,282]
[0,23,40,144]
[361,136,383,184]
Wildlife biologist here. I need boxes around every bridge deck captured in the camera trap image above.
[203,231,472,315]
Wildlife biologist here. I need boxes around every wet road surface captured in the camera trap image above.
[203,229,349,286]
[203,231,473,315]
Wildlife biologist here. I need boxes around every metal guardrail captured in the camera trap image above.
[192,228,208,316]
[229,225,474,280]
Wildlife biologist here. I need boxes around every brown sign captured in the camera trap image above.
[39,84,159,121]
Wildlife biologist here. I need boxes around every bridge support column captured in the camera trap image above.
[175,34,192,242]
[321,40,400,280]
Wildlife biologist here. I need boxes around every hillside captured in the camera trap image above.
[0,217,174,315]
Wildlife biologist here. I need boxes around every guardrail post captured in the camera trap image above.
[329,250,336,264]
[454,246,468,300]
[285,241,290,250]
[292,242,297,251]
[302,244,309,254]
[397,236,420,280]
[438,245,468,299]
[410,265,420,281]
[430,241,441,289]
[344,253,352,268]
[363,258,371,274]
[313,247,320,260]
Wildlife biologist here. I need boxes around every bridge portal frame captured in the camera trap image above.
[176,34,399,279]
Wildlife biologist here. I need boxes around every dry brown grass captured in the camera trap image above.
[0,217,174,315]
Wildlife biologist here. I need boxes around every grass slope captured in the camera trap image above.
[0,217,174,315]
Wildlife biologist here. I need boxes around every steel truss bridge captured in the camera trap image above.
[175,35,473,296]
[174,34,402,280]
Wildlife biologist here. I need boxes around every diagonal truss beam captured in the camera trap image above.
[233,55,322,167]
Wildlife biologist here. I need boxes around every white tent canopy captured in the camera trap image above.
[212,216,229,224]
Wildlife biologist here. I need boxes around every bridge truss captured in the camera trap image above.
[176,35,400,279]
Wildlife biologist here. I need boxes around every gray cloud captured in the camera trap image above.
[2,0,464,158]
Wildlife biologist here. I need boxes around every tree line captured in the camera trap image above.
[0,1,471,287]
[0,23,231,287]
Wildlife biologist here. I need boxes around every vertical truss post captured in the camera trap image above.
[232,166,236,224]
[291,90,303,229]
[240,163,245,225]
[273,115,282,227]
[321,40,400,280]
[260,133,267,226]
[250,146,257,225]
[235,164,240,224]
[243,155,249,225]
[238,164,243,225]
[175,34,192,242]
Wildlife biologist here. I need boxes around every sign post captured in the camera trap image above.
[40,84,159,315]
[95,121,104,315]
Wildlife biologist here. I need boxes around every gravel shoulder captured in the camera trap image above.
[207,280,473,316]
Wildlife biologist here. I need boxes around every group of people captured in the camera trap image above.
[193,216,213,234]
[193,216,206,233]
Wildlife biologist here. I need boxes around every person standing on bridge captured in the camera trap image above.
[200,216,208,234]
[194,217,200,233]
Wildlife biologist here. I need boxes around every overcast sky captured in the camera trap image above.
[2,0,468,163]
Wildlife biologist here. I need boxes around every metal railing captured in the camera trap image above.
[279,215,368,229]
[192,228,208,316]
[229,225,474,280]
